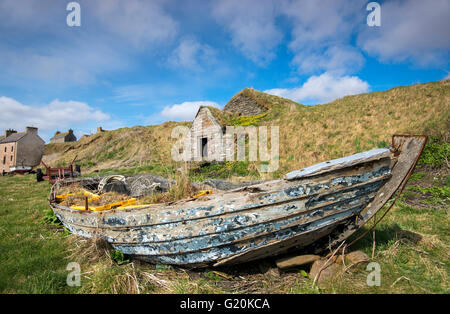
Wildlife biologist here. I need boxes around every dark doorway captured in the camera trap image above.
[201,137,208,158]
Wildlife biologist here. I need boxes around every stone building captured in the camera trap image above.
[181,89,277,162]
[50,129,77,143]
[0,127,45,174]
[185,106,226,161]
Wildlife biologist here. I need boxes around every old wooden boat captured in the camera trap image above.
[49,135,427,267]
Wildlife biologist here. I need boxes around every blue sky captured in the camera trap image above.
[0,0,448,142]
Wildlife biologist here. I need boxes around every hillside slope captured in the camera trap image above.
[44,80,450,178]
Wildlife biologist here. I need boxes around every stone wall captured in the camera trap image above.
[16,131,45,168]
[0,129,45,173]
[224,93,266,116]
[50,137,65,144]
[0,142,17,173]
[50,130,77,143]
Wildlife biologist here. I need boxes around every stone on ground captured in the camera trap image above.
[345,251,369,265]
[276,254,321,270]
[309,259,342,283]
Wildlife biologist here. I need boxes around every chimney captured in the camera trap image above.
[26,126,38,134]
[5,129,17,138]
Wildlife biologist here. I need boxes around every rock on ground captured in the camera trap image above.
[345,251,369,265]
[309,259,342,283]
[276,254,321,270]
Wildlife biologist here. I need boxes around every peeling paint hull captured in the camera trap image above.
[49,135,427,267]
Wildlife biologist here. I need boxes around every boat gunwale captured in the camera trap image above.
[49,155,393,216]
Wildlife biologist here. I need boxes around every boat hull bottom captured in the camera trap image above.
[130,225,336,268]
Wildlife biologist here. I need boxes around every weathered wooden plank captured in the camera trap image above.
[65,191,377,257]
[284,148,391,180]
[119,207,362,265]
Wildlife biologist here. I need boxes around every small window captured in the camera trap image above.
[11,146,13,152]
[11,155,13,161]
[2,156,5,165]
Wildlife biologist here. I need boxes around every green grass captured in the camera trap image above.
[335,200,449,293]
[418,136,450,168]
[189,161,260,182]
[409,172,427,181]
[0,174,76,293]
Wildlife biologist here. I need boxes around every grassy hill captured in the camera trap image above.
[44,80,450,179]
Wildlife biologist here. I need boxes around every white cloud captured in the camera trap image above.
[0,0,176,88]
[212,0,282,65]
[0,96,110,141]
[0,41,131,86]
[265,73,370,104]
[281,0,363,48]
[358,0,450,66]
[292,45,365,75]
[280,0,366,75]
[161,101,221,121]
[168,38,217,71]
[90,0,178,48]
[211,0,448,72]
[0,0,62,33]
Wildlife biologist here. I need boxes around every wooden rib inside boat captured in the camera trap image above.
[49,135,427,267]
